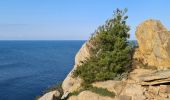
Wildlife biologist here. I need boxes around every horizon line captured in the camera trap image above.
[0,39,137,41]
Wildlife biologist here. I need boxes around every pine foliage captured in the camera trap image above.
[73,8,132,84]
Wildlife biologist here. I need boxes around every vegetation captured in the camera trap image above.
[69,86,115,97]
[89,87,115,97]
[73,8,132,84]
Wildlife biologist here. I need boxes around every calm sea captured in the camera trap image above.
[0,40,84,100]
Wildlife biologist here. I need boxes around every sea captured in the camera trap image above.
[0,40,85,100]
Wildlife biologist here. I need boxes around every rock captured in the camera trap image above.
[129,68,155,82]
[138,69,170,85]
[120,84,146,100]
[115,95,132,100]
[135,19,170,68]
[68,91,113,100]
[62,42,92,98]
[38,91,59,100]
[68,96,78,100]
[74,42,91,66]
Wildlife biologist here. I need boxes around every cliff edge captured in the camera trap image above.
[61,41,92,98]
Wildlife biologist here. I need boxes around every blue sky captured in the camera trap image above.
[0,0,170,40]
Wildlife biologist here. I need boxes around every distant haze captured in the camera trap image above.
[0,0,170,40]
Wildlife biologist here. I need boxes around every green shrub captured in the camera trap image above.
[69,86,115,98]
[73,8,132,84]
[89,87,115,97]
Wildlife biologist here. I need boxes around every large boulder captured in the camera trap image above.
[135,19,170,68]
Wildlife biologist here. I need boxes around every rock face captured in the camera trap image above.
[135,19,170,68]
[61,42,92,98]
[138,69,170,85]
[68,91,113,100]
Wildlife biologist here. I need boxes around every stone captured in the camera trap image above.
[120,84,146,100]
[138,69,170,85]
[38,91,59,100]
[115,95,132,100]
[68,91,113,100]
[128,68,154,82]
[135,19,170,68]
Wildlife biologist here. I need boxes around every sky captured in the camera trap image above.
[0,0,170,40]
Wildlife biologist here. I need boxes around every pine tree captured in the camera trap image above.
[73,8,132,84]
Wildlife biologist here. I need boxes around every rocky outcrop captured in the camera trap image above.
[138,69,170,85]
[68,68,170,100]
[61,42,92,99]
[134,19,170,68]
[40,19,170,100]
[128,68,170,100]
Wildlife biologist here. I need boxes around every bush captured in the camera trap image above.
[69,86,115,98]
[73,8,132,84]
[89,87,115,97]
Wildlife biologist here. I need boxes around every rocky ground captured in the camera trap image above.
[38,19,170,100]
